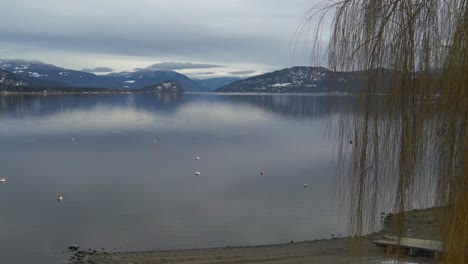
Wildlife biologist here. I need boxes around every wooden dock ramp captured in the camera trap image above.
[373,236,443,256]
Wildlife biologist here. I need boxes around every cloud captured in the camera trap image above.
[0,0,321,72]
[185,71,216,75]
[228,70,256,75]
[145,62,223,70]
[82,67,114,73]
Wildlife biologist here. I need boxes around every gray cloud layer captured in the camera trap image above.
[186,71,216,75]
[228,70,256,75]
[145,62,223,70]
[82,67,114,73]
[0,0,324,71]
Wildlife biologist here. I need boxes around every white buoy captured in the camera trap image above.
[57,195,63,202]
[71,138,75,141]
[195,156,200,160]
[304,184,308,188]
[194,171,201,175]
[0,178,5,183]
[153,139,157,143]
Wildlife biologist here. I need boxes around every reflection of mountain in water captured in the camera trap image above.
[0,93,185,118]
[0,94,352,120]
[216,95,352,119]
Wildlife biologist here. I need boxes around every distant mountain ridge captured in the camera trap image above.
[0,60,397,94]
[105,69,206,91]
[195,77,243,90]
[215,66,379,93]
[0,59,105,87]
[0,69,29,87]
[0,59,223,92]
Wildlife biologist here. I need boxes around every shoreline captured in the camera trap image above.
[1,91,133,95]
[71,207,443,264]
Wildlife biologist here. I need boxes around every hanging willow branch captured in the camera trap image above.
[312,0,467,262]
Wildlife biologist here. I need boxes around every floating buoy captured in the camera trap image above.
[194,171,201,175]
[349,140,353,144]
[304,184,308,188]
[260,170,264,175]
[153,139,157,143]
[71,138,75,141]
[0,178,5,183]
[195,156,200,160]
[154,150,159,154]
[57,195,63,202]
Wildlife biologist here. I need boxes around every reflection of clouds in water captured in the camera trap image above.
[0,100,273,137]
[173,101,270,130]
[125,93,136,107]
[0,106,156,137]
[272,95,291,107]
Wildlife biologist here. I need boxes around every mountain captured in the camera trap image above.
[138,81,184,93]
[195,77,243,90]
[0,59,112,87]
[215,66,370,93]
[0,61,398,94]
[0,59,209,92]
[0,69,29,88]
[107,69,207,92]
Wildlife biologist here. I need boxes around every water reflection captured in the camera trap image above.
[217,94,343,119]
[0,93,344,264]
[0,93,185,118]
[0,93,350,120]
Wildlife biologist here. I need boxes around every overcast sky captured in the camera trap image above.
[0,0,328,77]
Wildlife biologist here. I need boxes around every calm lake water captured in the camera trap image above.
[0,93,347,264]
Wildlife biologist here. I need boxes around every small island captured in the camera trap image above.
[138,81,184,93]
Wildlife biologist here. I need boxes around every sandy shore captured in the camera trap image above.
[71,207,443,264]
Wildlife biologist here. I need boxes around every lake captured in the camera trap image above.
[0,93,346,264]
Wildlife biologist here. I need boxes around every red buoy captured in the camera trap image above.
[154,149,159,154]
[260,170,264,175]
[349,140,353,144]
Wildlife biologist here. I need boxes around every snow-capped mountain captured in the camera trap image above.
[0,59,109,87]
[0,60,396,94]
[215,67,366,93]
[0,59,209,92]
[0,69,29,88]
[107,69,207,91]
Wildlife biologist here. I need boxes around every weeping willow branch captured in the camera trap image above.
[312,0,467,262]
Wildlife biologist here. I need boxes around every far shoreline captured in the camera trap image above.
[1,91,133,95]
[0,91,352,96]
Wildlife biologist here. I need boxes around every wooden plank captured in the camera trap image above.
[373,237,443,252]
